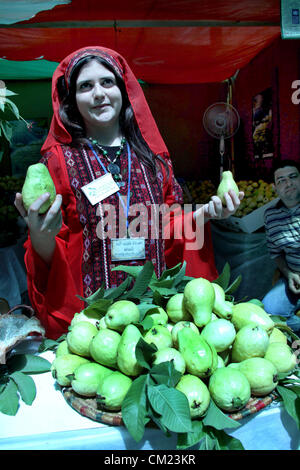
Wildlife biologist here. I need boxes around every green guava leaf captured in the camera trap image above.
[225,274,242,295]
[150,361,182,388]
[135,337,157,369]
[208,428,245,450]
[121,374,150,442]
[0,378,19,415]
[104,277,132,299]
[147,383,192,433]
[122,261,154,299]
[7,354,51,374]
[276,385,300,428]
[10,371,36,405]
[213,262,231,290]
[176,420,206,449]
[202,399,240,430]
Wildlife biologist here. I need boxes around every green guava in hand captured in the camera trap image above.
[66,321,98,357]
[176,374,210,418]
[71,362,113,397]
[50,354,89,386]
[96,371,132,411]
[89,328,121,367]
[22,163,56,214]
[209,367,251,412]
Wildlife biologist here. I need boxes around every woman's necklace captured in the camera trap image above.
[88,136,126,185]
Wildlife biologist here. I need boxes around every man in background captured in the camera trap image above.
[262,159,300,334]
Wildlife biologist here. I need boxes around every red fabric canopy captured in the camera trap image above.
[0,0,282,84]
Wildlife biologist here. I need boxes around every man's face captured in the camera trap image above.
[274,165,300,208]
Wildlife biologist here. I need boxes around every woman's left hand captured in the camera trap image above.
[203,189,244,220]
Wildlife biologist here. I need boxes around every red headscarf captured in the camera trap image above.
[42,46,169,157]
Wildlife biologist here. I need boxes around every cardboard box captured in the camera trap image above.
[213,197,280,234]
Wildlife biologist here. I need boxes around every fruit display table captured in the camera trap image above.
[211,222,276,301]
[0,338,298,451]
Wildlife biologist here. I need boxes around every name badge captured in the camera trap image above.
[111,237,146,261]
[81,173,119,205]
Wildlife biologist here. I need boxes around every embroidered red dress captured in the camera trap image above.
[23,47,218,339]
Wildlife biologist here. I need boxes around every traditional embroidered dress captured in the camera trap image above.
[23,46,218,339]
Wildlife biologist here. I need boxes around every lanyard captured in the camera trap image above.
[88,141,132,231]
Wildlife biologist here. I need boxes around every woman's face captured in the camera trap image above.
[75,59,123,136]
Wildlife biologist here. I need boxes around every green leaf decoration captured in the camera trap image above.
[0,379,19,415]
[176,420,206,449]
[150,361,182,388]
[147,383,192,433]
[157,263,183,282]
[225,274,242,295]
[122,261,154,300]
[104,277,132,299]
[7,354,51,375]
[0,120,12,142]
[121,374,150,442]
[202,399,240,430]
[206,427,244,450]
[5,97,20,119]
[10,371,36,406]
[276,385,300,429]
[213,262,231,290]
[135,337,157,369]
[82,298,113,317]
[76,285,105,304]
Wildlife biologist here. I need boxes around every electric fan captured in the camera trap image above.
[203,102,240,177]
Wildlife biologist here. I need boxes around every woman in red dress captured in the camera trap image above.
[14,46,243,339]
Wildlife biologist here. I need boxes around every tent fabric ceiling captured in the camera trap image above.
[0,0,282,84]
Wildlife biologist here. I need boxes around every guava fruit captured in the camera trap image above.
[96,370,132,411]
[201,318,236,352]
[70,362,113,397]
[176,374,210,418]
[171,321,199,349]
[50,354,89,386]
[71,309,102,329]
[104,300,140,332]
[22,163,56,214]
[238,357,278,396]
[231,302,274,334]
[217,355,225,368]
[143,325,172,350]
[264,342,297,376]
[209,367,251,412]
[166,293,192,323]
[269,327,287,344]
[117,324,143,376]
[211,283,233,320]
[218,347,231,365]
[89,328,121,367]
[183,278,215,327]
[226,362,240,369]
[216,170,239,205]
[66,321,98,357]
[231,325,269,362]
[153,347,186,374]
[143,307,168,328]
[55,339,71,357]
[177,327,217,378]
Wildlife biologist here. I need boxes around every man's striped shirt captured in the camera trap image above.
[264,200,300,273]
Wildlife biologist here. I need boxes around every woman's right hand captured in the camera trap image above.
[14,192,63,264]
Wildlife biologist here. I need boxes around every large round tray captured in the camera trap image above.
[61,386,278,426]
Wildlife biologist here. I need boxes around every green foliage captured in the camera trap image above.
[0,353,51,416]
